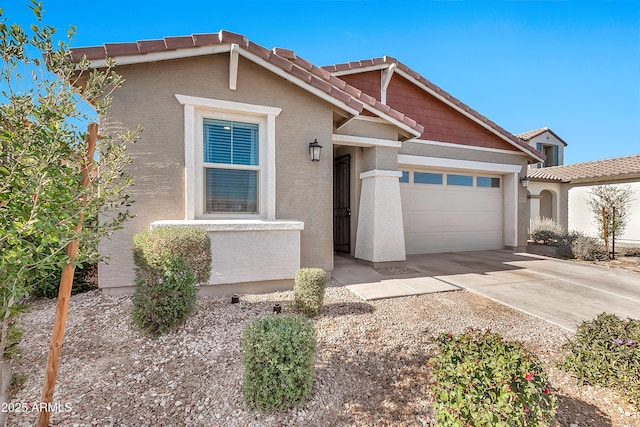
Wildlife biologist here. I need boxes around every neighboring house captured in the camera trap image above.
[72,30,544,295]
[517,127,567,168]
[526,153,640,247]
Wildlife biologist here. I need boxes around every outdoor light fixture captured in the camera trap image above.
[520,176,530,189]
[273,303,282,313]
[309,139,322,162]
[231,294,239,304]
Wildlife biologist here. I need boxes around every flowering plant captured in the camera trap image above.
[430,329,557,426]
[560,312,639,407]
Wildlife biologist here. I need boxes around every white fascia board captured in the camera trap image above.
[87,45,232,68]
[175,94,282,117]
[330,63,389,77]
[333,133,401,148]
[237,48,361,116]
[360,103,421,138]
[398,154,523,174]
[411,139,528,156]
[394,68,544,163]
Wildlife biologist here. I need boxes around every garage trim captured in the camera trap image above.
[397,154,521,248]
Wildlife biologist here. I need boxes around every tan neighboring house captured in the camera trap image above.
[72,30,544,295]
[520,127,640,246]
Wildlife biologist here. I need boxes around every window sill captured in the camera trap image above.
[150,219,304,232]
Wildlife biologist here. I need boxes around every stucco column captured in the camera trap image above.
[529,194,542,222]
[354,169,406,263]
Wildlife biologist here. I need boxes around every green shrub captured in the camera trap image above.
[131,226,210,337]
[242,314,316,412]
[571,234,607,261]
[294,268,326,317]
[559,313,640,406]
[133,226,212,284]
[529,217,564,244]
[31,263,98,298]
[555,231,581,259]
[431,329,557,426]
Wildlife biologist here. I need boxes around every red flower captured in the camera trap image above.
[525,371,535,381]
[524,406,529,413]
[543,387,550,395]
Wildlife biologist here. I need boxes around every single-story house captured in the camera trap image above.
[526,153,640,246]
[71,30,545,295]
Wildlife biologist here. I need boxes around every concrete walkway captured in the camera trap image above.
[334,250,640,331]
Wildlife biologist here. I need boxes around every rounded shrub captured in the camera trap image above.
[242,314,317,412]
[294,268,326,317]
[132,226,212,284]
[431,329,557,426]
[559,313,639,406]
[571,234,607,261]
[132,226,211,337]
[529,217,564,244]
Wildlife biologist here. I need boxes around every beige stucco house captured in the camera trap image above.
[72,30,545,295]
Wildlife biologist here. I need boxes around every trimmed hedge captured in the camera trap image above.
[242,314,316,412]
[571,234,607,261]
[529,217,564,244]
[294,268,326,317]
[131,226,211,337]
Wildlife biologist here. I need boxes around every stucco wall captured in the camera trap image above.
[99,54,334,291]
[569,181,640,246]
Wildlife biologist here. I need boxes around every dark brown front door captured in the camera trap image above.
[333,154,351,253]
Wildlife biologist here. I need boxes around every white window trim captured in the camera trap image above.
[176,94,281,220]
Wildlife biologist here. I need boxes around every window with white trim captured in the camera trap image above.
[175,94,281,220]
[203,119,259,213]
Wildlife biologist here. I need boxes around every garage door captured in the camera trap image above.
[400,170,502,254]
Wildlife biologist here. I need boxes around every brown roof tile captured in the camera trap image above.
[104,43,139,57]
[137,40,167,53]
[72,30,423,136]
[528,155,640,182]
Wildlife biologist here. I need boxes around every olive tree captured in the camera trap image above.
[586,184,634,256]
[0,1,139,419]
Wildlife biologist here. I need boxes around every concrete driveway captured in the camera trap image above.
[402,250,640,331]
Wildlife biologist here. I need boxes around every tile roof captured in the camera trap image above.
[70,30,423,137]
[527,154,640,182]
[322,57,544,161]
[516,127,568,146]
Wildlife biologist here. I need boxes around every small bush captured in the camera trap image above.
[571,234,607,261]
[133,226,212,284]
[555,231,582,259]
[529,217,564,244]
[31,264,98,298]
[242,314,316,412]
[559,313,640,406]
[294,268,326,317]
[132,226,210,337]
[132,258,197,337]
[431,329,557,426]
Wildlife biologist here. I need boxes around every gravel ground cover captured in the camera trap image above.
[9,281,640,426]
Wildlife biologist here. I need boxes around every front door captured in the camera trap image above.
[333,155,351,253]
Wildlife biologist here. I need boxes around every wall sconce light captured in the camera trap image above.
[520,176,530,189]
[309,139,322,162]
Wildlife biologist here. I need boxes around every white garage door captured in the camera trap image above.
[400,170,503,254]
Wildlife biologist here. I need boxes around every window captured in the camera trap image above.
[447,174,473,186]
[477,176,501,188]
[203,119,259,213]
[399,171,409,183]
[176,94,281,219]
[414,172,442,185]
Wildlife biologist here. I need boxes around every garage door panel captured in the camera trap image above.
[401,170,503,254]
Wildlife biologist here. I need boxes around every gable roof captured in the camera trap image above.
[70,30,423,139]
[527,154,640,183]
[321,56,544,162]
[516,127,568,146]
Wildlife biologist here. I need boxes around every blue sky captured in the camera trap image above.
[3,1,639,164]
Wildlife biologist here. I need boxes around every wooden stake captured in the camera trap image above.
[37,123,97,427]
